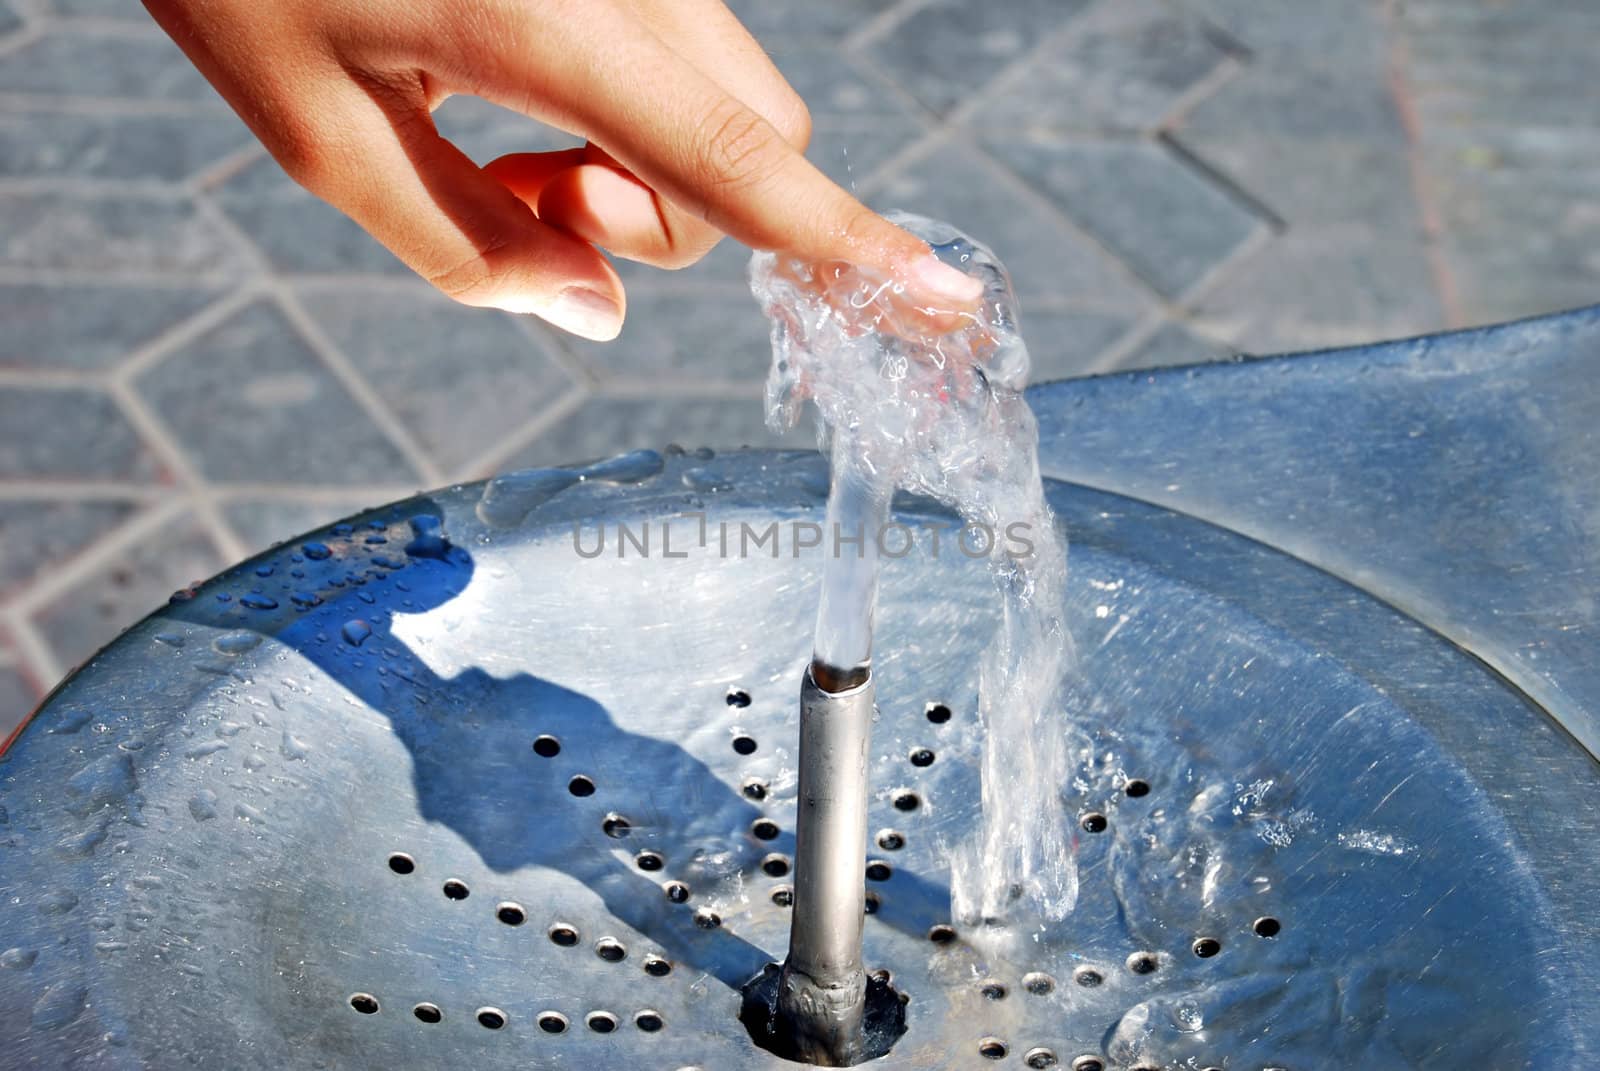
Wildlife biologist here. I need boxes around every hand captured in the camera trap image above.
[144,0,984,340]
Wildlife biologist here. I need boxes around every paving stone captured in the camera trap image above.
[0,0,20,37]
[723,0,899,43]
[0,283,221,370]
[1185,0,1386,70]
[566,287,774,385]
[0,30,220,103]
[0,661,38,746]
[30,509,223,673]
[0,386,162,483]
[871,142,1152,311]
[214,156,407,276]
[808,115,927,192]
[1115,320,1235,370]
[431,95,584,166]
[863,0,1093,117]
[0,193,252,277]
[509,393,813,470]
[982,133,1264,299]
[0,499,141,598]
[0,111,254,183]
[223,498,376,558]
[134,300,418,485]
[1188,224,1444,354]
[27,0,152,19]
[297,282,582,475]
[970,0,1231,133]
[1180,58,1406,144]
[1016,309,1138,382]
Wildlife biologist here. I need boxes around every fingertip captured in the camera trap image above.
[906,252,985,309]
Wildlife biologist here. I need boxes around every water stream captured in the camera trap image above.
[751,213,1079,924]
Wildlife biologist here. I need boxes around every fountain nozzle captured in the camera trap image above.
[771,664,875,1065]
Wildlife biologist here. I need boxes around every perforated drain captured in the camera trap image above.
[0,449,1581,1068]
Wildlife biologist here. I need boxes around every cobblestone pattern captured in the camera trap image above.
[0,0,1595,735]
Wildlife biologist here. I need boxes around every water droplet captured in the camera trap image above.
[185,740,228,759]
[682,467,733,492]
[404,514,452,560]
[341,620,372,647]
[154,632,186,648]
[39,890,78,915]
[1171,1000,1204,1033]
[302,542,333,561]
[280,730,310,761]
[31,983,86,1029]
[0,948,37,970]
[240,594,278,611]
[188,790,218,821]
[476,469,580,529]
[289,591,322,609]
[212,631,261,655]
[234,802,265,823]
[583,448,665,484]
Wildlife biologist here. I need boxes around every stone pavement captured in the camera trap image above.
[1,0,1597,736]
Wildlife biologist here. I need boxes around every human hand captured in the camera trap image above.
[144,0,984,341]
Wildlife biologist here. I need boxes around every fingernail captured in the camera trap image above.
[542,286,622,341]
[907,253,984,307]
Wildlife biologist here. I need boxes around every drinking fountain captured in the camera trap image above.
[1,306,1597,1069]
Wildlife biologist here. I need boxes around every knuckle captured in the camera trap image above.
[770,94,812,152]
[694,99,787,196]
[422,235,519,306]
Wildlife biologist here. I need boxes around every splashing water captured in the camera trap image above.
[750,212,1078,923]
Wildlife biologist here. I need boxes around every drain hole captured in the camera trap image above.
[1071,1057,1104,1071]
[442,879,470,900]
[877,829,905,851]
[587,1011,618,1033]
[533,735,561,758]
[349,993,379,1015]
[1073,966,1103,988]
[694,909,722,930]
[979,1038,1009,1060]
[1022,972,1055,995]
[636,850,664,872]
[733,735,758,755]
[928,924,957,944]
[727,688,752,708]
[771,885,794,907]
[1124,778,1150,798]
[665,881,691,903]
[751,818,780,840]
[635,1009,664,1032]
[1254,916,1282,938]
[496,902,526,926]
[1127,952,1159,975]
[643,956,673,977]
[1080,812,1108,833]
[761,854,790,877]
[1025,1049,1059,1069]
[538,1012,568,1034]
[1193,937,1222,958]
[596,938,627,963]
[568,775,596,797]
[476,1007,506,1030]
[742,778,768,801]
[387,852,415,875]
[866,860,893,882]
[909,748,936,767]
[892,791,920,812]
[413,1003,442,1024]
[925,702,952,724]
[864,892,880,915]
[548,924,579,947]
[602,813,631,838]
[979,981,1007,1000]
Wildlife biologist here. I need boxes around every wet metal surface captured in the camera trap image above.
[0,440,1596,1067]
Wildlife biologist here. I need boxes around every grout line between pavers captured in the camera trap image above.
[188,139,269,194]
[0,19,40,57]
[1378,0,1464,330]
[207,483,420,503]
[0,266,234,287]
[0,480,171,501]
[1156,53,1247,135]
[272,284,446,488]
[112,283,262,380]
[0,366,106,387]
[841,0,933,53]
[107,378,251,564]
[1156,131,1287,233]
[0,92,230,116]
[1,493,189,620]
[5,614,62,703]
[455,387,591,482]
